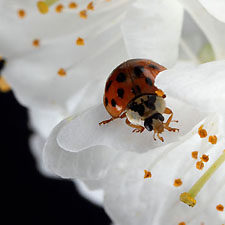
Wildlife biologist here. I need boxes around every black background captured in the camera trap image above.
[2,91,111,225]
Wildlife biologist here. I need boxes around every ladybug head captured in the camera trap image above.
[144,113,165,133]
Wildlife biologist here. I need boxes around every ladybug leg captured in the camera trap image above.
[163,107,179,132]
[125,118,145,133]
[153,129,164,142]
[99,112,126,126]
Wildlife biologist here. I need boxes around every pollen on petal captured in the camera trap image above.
[0,76,11,92]
[216,204,224,211]
[198,125,207,138]
[79,10,87,19]
[68,2,78,9]
[208,135,217,144]
[178,222,186,225]
[55,4,64,13]
[37,1,49,14]
[174,178,182,187]
[201,154,209,163]
[32,39,40,47]
[87,2,94,10]
[18,9,26,18]
[58,68,66,76]
[196,160,204,170]
[192,151,198,159]
[144,170,152,179]
[76,37,85,46]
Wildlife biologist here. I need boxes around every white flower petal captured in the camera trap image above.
[104,114,225,225]
[198,0,225,23]
[43,119,119,180]
[156,60,225,113]
[180,0,225,59]
[121,0,183,67]
[57,97,206,153]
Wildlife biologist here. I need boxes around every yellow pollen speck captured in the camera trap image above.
[18,9,26,18]
[216,204,224,211]
[0,76,11,92]
[198,125,207,138]
[196,160,204,170]
[201,154,209,163]
[192,151,198,159]
[37,1,49,14]
[87,1,94,10]
[208,135,217,144]
[178,222,186,225]
[144,170,152,179]
[68,2,78,9]
[32,39,40,47]
[76,37,85,46]
[180,192,196,207]
[58,68,66,76]
[155,89,166,98]
[79,10,87,19]
[55,4,64,13]
[174,178,183,187]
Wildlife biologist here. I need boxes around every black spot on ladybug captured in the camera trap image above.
[133,66,144,77]
[144,95,156,110]
[105,97,108,106]
[136,85,141,93]
[149,64,158,70]
[106,80,112,92]
[148,95,156,104]
[111,99,116,107]
[116,73,126,82]
[117,88,124,99]
[129,102,145,117]
[145,77,153,86]
[0,58,6,72]
[131,87,136,95]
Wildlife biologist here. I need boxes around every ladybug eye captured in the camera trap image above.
[144,118,153,131]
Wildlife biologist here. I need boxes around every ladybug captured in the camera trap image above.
[99,59,179,142]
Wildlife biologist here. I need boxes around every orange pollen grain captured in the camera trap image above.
[198,125,207,138]
[201,154,209,163]
[174,179,183,187]
[79,10,87,19]
[18,9,26,18]
[32,39,40,47]
[58,68,66,76]
[178,222,186,225]
[68,2,78,9]
[216,204,224,211]
[192,151,198,159]
[144,170,152,179]
[87,1,94,10]
[196,160,204,170]
[208,135,217,144]
[76,37,85,46]
[55,4,64,13]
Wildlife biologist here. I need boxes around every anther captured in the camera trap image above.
[69,2,78,9]
[144,170,152,179]
[37,0,59,14]
[87,2,94,10]
[18,9,26,18]
[198,125,207,138]
[180,150,225,207]
[174,179,183,187]
[76,37,85,46]
[32,39,40,47]
[79,10,87,19]
[208,135,217,144]
[216,204,224,212]
[58,68,66,76]
[192,151,198,159]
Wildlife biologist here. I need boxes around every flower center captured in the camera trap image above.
[37,0,59,14]
[180,150,225,207]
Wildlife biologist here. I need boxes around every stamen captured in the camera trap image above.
[174,178,183,187]
[180,150,225,207]
[76,37,85,46]
[18,9,26,18]
[198,125,207,138]
[79,10,87,19]
[87,2,94,10]
[216,204,224,212]
[192,151,198,159]
[196,160,204,170]
[58,68,66,76]
[208,135,217,144]
[144,170,152,179]
[0,76,11,92]
[37,0,59,14]
[32,39,40,47]
[68,2,78,9]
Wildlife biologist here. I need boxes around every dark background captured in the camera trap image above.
[2,91,111,225]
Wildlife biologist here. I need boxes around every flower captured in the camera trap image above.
[44,60,225,224]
